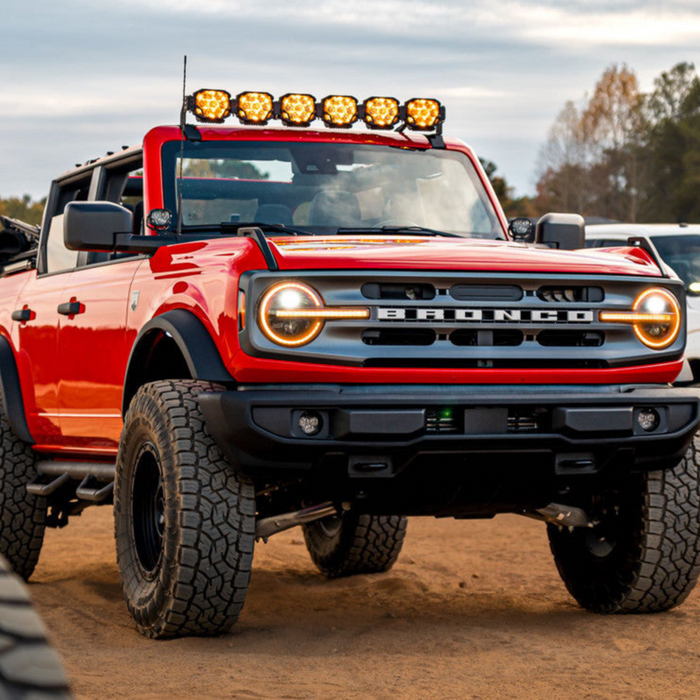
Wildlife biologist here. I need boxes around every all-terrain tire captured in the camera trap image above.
[548,433,700,613]
[0,393,45,581]
[0,554,71,699]
[303,511,407,578]
[114,380,255,639]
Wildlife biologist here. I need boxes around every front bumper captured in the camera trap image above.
[198,383,699,478]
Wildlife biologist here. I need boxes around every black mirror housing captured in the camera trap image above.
[64,201,133,251]
[535,212,585,251]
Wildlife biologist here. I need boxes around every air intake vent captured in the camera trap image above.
[451,329,523,347]
[361,282,436,300]
[537,330,604,347]
[450,284,522,301]
[362,328,436,346]
[538,286,604,302]
[426,408,458,433]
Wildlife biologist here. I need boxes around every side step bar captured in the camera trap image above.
[27,461,115,503]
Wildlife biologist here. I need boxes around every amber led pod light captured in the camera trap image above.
[600,288,681,349]
[280,93,317,126]
[363,97,400,129]
[192,89,231,122]
[322,95,358,128]
[237,91,274,124]
[258,282,369,346]
[404,98,443,130]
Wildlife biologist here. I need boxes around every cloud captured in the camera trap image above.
[2,0,699,198]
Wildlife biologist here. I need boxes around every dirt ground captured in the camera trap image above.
[27,506,700,699]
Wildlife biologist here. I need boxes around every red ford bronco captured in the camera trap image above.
[0,89,698,638]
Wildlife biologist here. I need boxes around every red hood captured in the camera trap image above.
[267,236,663,277]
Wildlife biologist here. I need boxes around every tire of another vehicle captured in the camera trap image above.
[114,380,256,639]
[548,433,700,613]
[0,554,72,699]
[0,393,46,581]
[303,511,407,578]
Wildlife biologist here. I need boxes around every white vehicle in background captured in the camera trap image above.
[586,223,700,383]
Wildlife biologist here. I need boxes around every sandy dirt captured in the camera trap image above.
[27,506,700,699]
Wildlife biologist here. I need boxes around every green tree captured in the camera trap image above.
[0,195,45,226]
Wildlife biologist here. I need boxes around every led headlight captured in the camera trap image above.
[258,282,369,347]
[600,288,681,349]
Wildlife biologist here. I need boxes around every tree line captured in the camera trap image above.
[497,61,700,222]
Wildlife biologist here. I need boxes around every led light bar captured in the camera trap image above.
[185,89,445,132]
[321,95,358,128]
[403,98,444,131]
[279,93,317,126]
[274,309,370,319]
[191,89,232,123]
[362,97,400,129]
[236,91,274,124]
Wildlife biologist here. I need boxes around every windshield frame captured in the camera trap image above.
[160,136,506,239]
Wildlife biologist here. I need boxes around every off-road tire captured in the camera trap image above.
[0,394,45,581]
[548,434,700,613]
[303,511,407,578]
[114,380,255,639]
[0,554,71,699]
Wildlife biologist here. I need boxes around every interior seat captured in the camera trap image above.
[308,190,361,227]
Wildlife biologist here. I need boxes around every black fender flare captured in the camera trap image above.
[0,337,33,444]
[122,309,234,416]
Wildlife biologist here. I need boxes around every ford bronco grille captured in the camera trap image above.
[240,271,685,369]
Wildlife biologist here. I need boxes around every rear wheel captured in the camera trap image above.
[303,510,407,578]
[548,434,700,613]
[114,380,255,639]
[0,395,45,581]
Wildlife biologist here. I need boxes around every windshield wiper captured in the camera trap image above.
[180,222,315,237]
[335,226,462,238]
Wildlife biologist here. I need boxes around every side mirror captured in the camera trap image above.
[535,213,585,251]
[64,201,132,252]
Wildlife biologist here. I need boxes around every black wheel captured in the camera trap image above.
[0,394,46,581]
[303,510,407,578]
[548,434,700,613]
[114,380,255,639]
[0,554,72,699]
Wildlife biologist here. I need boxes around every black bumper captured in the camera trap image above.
[198,384,699,478]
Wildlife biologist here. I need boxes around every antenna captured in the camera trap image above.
[176,55,188,237]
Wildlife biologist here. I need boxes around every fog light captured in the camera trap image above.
[637,408,660,432]
[299,411,322,436]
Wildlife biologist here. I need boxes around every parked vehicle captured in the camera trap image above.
[587,223,700,382]
[0,90,698,639]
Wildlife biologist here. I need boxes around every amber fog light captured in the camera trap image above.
[600,288,681,349]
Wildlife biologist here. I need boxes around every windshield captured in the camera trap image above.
[162,140,502,238]
[651,235,700,288]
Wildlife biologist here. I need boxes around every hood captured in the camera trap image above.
[267,236,663,277]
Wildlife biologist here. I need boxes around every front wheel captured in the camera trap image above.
[114,380,255,639]
[303,510,407,578]
[548,434,700,613]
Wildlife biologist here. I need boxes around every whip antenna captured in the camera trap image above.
[176,55,188,237]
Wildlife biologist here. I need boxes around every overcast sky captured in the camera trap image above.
[2,0,699,200]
